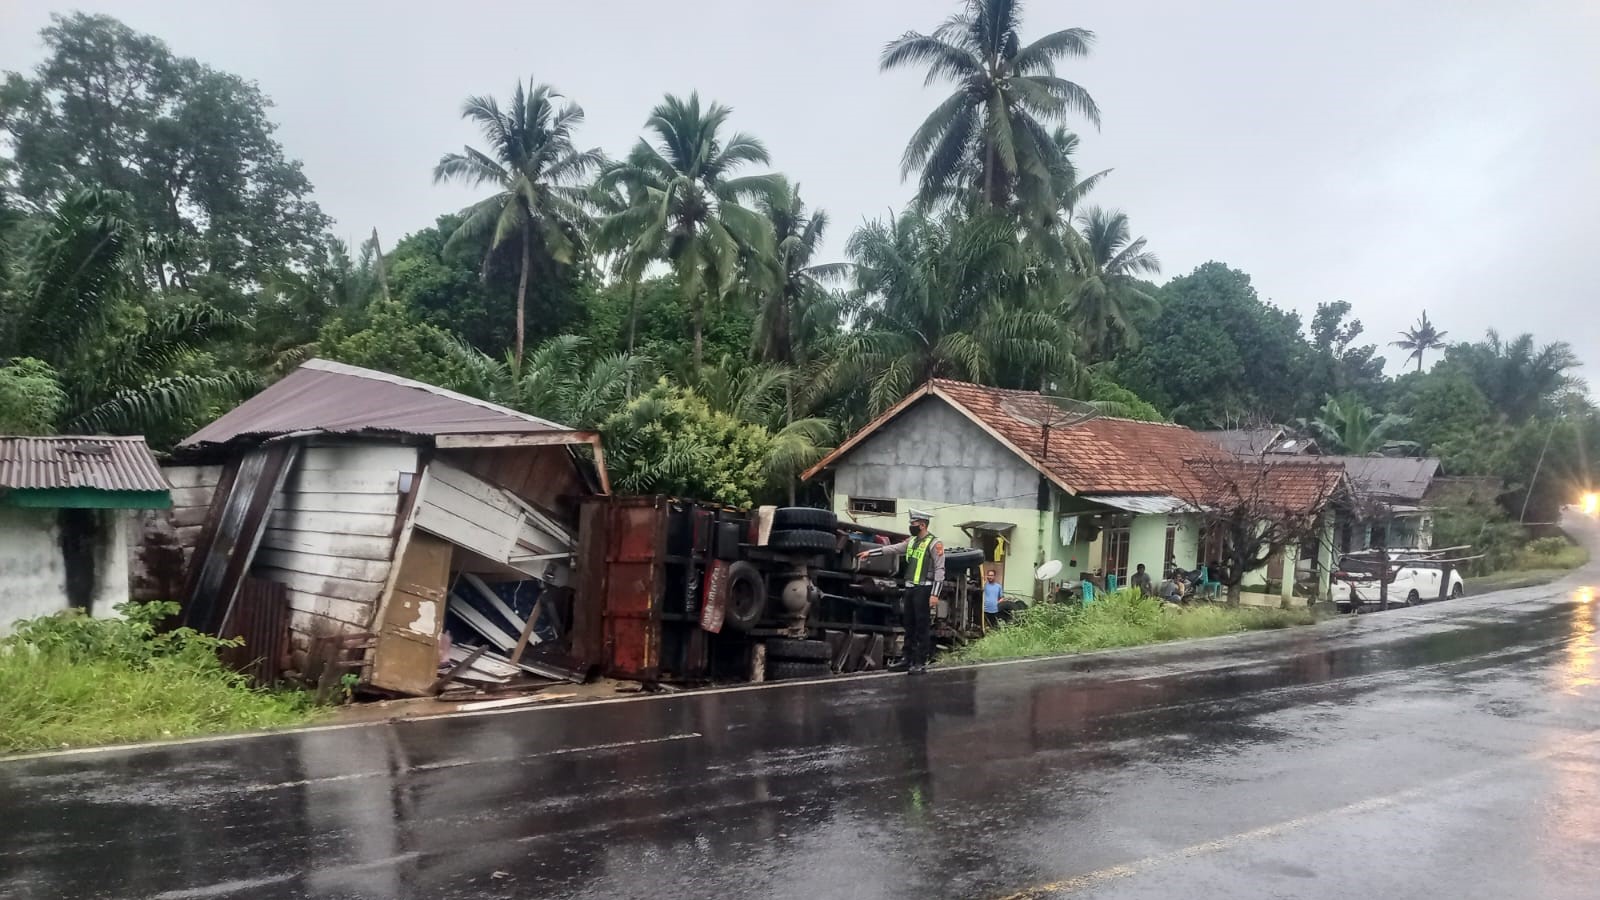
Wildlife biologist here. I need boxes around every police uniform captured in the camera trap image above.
[889,509,943,672]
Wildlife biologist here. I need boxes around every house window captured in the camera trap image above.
[849,496,897,516]
[1164,523,1178,569]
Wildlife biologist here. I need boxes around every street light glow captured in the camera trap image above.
[1583,492,1599,516]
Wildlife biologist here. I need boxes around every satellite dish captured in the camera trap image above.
[1000,394,1103,457]
[1035,560,1063,581]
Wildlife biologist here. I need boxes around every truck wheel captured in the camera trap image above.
[769,661,830,681]
[942,547,985,571]
[722,562,767,632]
[1406,590,1420,606]
[1450,583,1464,599]
[766,637,831,662]
[769,529,836,554]
[773,507,837,532]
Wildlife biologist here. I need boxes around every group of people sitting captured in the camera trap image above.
[1131,564,1197,604]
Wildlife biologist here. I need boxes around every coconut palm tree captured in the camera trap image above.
[0,188,246,435]
[882,0,1101,211]
[1068,206,1160,360]
[433,80,603,365]
[830,208,1077,413]
[752,179,847,418]
[596,92,780,373]
[1391,311,1448,372]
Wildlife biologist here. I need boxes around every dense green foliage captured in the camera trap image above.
[0,602,316,753]
[3,4,1595,519]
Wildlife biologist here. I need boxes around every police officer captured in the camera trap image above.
[859,508,943,674]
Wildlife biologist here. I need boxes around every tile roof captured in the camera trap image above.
[181,359,576,449]
[1188,457,1347,516]
[0,435,168,492]
[805,379,1231,497]
[929,380,1228,496]
[1202,427,1318,456]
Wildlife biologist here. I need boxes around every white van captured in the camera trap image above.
[1331,555,1465,610]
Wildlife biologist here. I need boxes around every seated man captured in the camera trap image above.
[1130,563,1153,596]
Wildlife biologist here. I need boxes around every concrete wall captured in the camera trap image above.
[1,507,132,634]
[833,493,1044,597]
[832,398,1041,510]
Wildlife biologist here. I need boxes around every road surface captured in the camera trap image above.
[3,525,1598,900]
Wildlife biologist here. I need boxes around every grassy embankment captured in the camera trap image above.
[949,588,1315,663]
[0,601,319,755]
[1471,536,1591,592]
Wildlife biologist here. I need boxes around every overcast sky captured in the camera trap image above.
[4,0,1597,374]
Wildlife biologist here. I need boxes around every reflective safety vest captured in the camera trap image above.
[904,533,937,583]
[993,535,1008,562]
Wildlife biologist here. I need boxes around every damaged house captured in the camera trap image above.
[148,359,608,695]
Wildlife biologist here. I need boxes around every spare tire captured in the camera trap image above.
[773,506,838,532]
[722,561,767,632]
[766,637,831,661]
[769,529,837,554]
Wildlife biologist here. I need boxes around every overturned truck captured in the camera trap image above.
[574,497,985,683]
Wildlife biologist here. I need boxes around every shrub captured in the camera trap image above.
[1512,536,1588,572]
[0,602,316,754]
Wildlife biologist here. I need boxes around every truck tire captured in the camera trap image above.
[1406,589,1421,607]
[769,529,836,554]
[942,547,985,571]
[722,561,767,632]
[769,660,830,681]
[766,637,831,662]
[773,507,837,532]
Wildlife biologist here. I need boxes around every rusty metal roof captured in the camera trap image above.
[180,359,575,449]
[0,435,169,492]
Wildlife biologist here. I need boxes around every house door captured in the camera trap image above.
[1102,524,1131,587]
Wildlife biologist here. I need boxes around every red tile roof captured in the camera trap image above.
[1189,457,1347,515]
[805,380,1231,497]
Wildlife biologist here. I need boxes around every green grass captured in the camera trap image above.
[1510,536,1590,572]
[948,589,1316,664]
[0,602,320,755]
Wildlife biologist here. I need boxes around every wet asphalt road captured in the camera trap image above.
[4,528,1600,899]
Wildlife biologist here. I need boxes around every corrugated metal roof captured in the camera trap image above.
[0,435,169,492]
[1081,494,1192,515]
[181,359,575,449]
[1280,455,1440,502]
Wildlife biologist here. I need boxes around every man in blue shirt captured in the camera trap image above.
[982,568,1003,629]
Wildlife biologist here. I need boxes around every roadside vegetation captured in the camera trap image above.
[0,602,318,755]
[949,589,1315,663]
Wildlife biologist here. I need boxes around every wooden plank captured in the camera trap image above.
[257,568,385,604]
[295,444,419,473]
[433,432,596,449]
[279,468,405,495]
[448,596,518,651]
[274,492,401,516]
[161,465,224,489]
[260,528,394,562]
[255,548,391,583]
[268,509,397,537]
[414,503,512,560]
[367,531,452,696]
[282,589,375,626]
[170,506,211,528]
[170,486,220,508]
[462,572,529,635]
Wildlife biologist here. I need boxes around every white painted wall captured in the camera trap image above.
[1,507,133,634]
[252,442,415,660]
